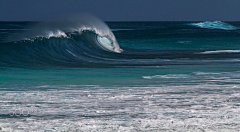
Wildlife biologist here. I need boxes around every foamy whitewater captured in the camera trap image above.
[1,19,240,131]
[189,21,239,30]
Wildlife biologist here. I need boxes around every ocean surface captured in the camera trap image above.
[1,19,240,131]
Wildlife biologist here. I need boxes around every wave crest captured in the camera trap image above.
[189,21,238,30]
[44,30,68,38]
[7,14,122,53]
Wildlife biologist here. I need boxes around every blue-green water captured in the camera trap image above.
[1,20,240,131]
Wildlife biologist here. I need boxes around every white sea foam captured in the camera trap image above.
[200,50,240,54]
[46,30,67,38]
[193,72,222,75]
[143,74,189,79]
[189,21,238,30]
[1,83,240,131]
[34,30,68,39]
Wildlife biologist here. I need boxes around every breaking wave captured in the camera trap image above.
[189,21,238,30]
[0,14,129,68]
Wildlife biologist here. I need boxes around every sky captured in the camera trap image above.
[0,0,240,21]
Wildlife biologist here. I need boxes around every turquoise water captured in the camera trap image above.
[1,20,240,131]
[1,65,239,87]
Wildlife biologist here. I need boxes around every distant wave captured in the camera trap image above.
[189,21,238,30]
[142,74,189,79]
[111,29,134,31]
[200,50,240,54]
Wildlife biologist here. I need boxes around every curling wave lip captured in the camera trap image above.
[96,36,122,53]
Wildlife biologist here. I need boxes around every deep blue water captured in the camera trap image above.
[1,20,240,131]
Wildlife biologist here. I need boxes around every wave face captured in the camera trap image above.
[0,32,123,68]
[189,21,238,30]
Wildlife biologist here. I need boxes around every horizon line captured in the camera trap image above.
[1,20,240,22]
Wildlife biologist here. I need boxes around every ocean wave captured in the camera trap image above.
[5,14,122,54]
[0,15,131,68]
[200,50,240,54]
[0,31,124,68]
[142,74,189,79]
[189,21,238,30]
